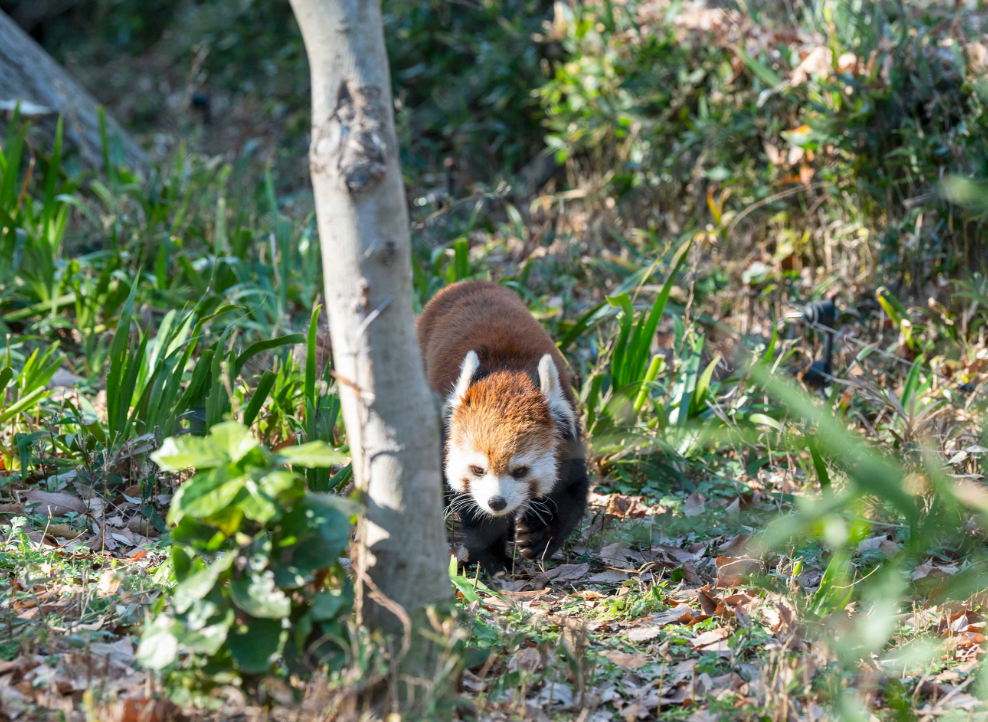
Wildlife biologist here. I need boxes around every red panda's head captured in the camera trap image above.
[444,351,577,517]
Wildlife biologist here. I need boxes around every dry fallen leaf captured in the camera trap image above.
[651,603,695,626]
[600,649,651,669]
[604,494,647,519]
[598,542,636,566]
[543,563,589,583]
[714,556,763,588]
[589,569,630,584]
[791,46,832,86]
[691,627,731,650]
[628,625,663,643]
[101,698,175,722]
[718,533,751,556]
[22,490,87,518]
[98,569,123,596]
[683,492,706,517]
[507,646,543,673]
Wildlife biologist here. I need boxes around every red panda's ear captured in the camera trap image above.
[448,350,480,410]
[538,354,576,437]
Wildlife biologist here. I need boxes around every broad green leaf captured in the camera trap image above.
[152,435,227,472]
[167,467,247,525]
[174,609,234,655]
[153,422,259,471]
[208,421,260,464]
[172,553,235,613]
[277,441,347,468]
[136,616,180,670]
[238,475,294,524]
[310,588,352,622]
[259,470,300,498]
[228,618,284,674]
[230,572,292,619]
[279,495,355,577]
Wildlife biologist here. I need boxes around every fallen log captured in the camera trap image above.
[0,10,148,174]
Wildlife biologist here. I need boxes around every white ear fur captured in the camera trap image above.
[538,353,576,437]
[448,350,480,410]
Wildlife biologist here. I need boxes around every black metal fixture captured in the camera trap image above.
[797,296,837,388]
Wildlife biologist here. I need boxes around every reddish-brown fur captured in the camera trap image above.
[418,281,590,573]
[452,372,554,475]
[417,280,577,407]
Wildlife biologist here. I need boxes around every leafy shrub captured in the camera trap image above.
[138,422,355,702]
[538,0,988,283]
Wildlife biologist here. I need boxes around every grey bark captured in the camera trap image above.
[0,10,147,173]
[287,0,451,638]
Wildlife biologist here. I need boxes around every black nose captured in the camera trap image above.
[488,496,507,512]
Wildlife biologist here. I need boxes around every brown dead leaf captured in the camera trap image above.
[627,625,663,643]
[879,540,899,558]
[589,569,630,584]
[22,490,87,518]
[543,563,589,583]
[718,533,752,556]
[126,516,156,535]
[47,523,84,540]
[735,605,752,628]
[857,535,887,553]
[598,542,636,566]
[683,492,706,517]
[714,556,763,588]
[837,51,859,75]
[507,646,543,673]
[0,502,23,514]
[965,42,988,75]
[577,590,603,601]
[98,569,123,596]
[698,589,720,616]
[691,627,731,650]
[600,650,650,669]
[651,543,703,565]
[605,494,647,519]
[682,562,705,586]
[90,637,135,666]
[791,46,832,86]
[26,530,58,547]
[651,603,695,627]
[101,698,176,722]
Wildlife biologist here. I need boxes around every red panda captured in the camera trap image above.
[418,280,589,573]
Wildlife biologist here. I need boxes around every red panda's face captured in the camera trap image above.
[444,352,577,517]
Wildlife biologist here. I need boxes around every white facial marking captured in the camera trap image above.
[511,449,559,497]
[445,440,556,517]
[445,350,480,417]
[444,442,487,493]
[470,473,528,517]
[538,354,577,437]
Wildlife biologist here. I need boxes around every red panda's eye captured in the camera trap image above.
[469,465,485,477]
[511,466,529,479]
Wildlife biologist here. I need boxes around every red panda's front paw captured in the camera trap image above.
[515,522,554,561]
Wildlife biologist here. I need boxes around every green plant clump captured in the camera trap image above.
[138,421,355,704]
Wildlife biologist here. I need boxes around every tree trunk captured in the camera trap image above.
[288,0,451,639]
[0,10,147,174]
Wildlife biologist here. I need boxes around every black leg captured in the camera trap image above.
[459,507,512,575]
[516,456,589,562]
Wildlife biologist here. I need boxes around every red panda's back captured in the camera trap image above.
[417,281,575,405]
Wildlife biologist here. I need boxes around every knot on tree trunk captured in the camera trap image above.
[311,81,389,195]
